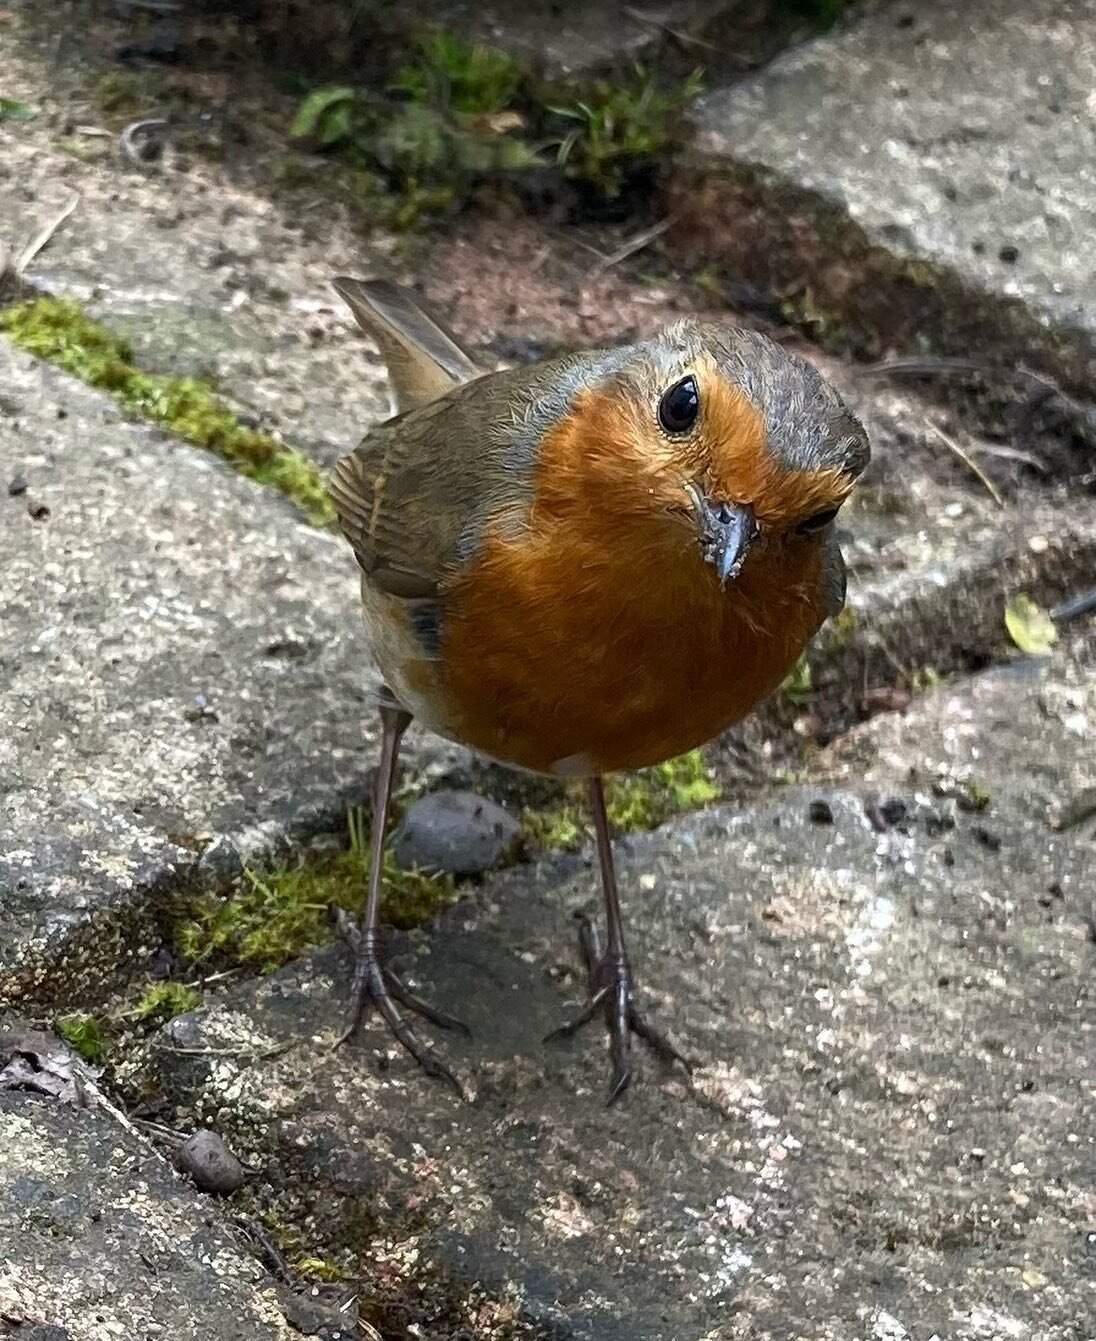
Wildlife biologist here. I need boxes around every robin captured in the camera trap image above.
[329,277,870,1102]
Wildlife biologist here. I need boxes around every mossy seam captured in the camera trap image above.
[0,295,335,527]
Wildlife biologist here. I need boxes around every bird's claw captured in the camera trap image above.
[333,909,468,1096]
[545,913,693,1105]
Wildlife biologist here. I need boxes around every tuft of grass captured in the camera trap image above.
[173,806,456,974]
[0,297,334,527]
[392,30,523,115]
[548,64,703,199]
[56,1013,106,1063]
[522,749,720,849]
[286,34,702,227]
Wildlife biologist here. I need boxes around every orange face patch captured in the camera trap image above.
[432,373,835,774]
[693,356,854,530]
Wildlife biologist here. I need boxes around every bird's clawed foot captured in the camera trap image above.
[333,908,469,1095]
[545,913,692,1104]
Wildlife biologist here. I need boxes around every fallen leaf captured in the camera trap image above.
[1004,594,1058,657]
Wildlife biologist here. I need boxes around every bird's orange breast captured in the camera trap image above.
[403,381,830,776]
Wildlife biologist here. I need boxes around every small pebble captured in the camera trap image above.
[807,799,834,825]
[7,473,27,496]
[392,790,520,876]
[178,1130,245,1195]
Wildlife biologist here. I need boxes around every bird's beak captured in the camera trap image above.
[687,486,759,586]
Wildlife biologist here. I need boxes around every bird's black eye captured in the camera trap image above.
[658,376,699,434]
[795,506,841,535]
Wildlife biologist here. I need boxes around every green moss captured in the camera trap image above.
[285,36,702,227]
[174,806,456,973]
[780,653,813,705]
[393,30,523,116]
[0,297,334,527]
[56,1013,106,1063]
[959,780,991,813]
[295,1256,345,1283]
[825,605,857,648]
[911,665,943,695]
[522,749,720,848]
[521,801,584,850]
[131,980,202,1022]
[547,63,703,199]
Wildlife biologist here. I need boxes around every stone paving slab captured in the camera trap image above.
[686,0,1096,394]
[0,340,387,1007]
[132,643,1096,1341]
[0,1086,293,1340]
[0,29,396,470]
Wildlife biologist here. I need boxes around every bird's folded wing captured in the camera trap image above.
[333,276,482,415]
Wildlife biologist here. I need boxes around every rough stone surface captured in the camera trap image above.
[393,790,522,876]
[133,640,1095,1340]
[0,340,383,1006]
[690,0,1096,389]
[0,34,395,470]
[0,1088,293,1339]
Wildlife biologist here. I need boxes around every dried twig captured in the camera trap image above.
[586,218,670,279]
[6,192,79,280]
[621,5,723,53]
[927,421,1004,507]
[154,1040,296,1062]
[131,1116,192,1144]
[236,1216,292,1281]
[965,441,1049,473]
[1051,587,1096,625]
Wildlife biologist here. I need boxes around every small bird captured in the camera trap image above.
[329,277,870,1102]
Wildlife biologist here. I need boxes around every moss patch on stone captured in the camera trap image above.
[0,296,334,527]
[780,652,814,705]
[53,978,203,1066]
[173,807,456,974]
[130,980,203,1023]
[522,749,721,850]
[56,1012,106,1063]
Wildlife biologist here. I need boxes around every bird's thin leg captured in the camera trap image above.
[546,776,692,1103]
[334,700,467,1093]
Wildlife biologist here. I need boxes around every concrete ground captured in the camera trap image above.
[1,0,1094,1336]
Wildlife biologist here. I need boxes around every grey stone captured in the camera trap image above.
[0,36,395,472]
[689,0,1096,393]
[129,644,1095,1339]
[0,341,386,1008]
[0,1089,293,1338]
[392,790,522,876]
[178,1129,247,1195]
